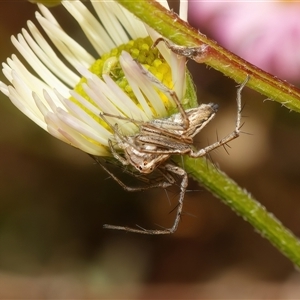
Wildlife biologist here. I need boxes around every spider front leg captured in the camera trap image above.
[153,37,209,63]
[99,112,139,165]
[135,61,190,130]
[161,163,188,234]
[93,156,173,192]
[103,162,188,235]
[189,76,249,158]
[107,139,130,166]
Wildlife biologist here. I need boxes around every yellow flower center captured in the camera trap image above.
[72,36,174,119]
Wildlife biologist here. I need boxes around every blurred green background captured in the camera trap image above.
[0,1,300,298]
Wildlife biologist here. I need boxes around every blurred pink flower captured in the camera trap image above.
[189,1,300,83]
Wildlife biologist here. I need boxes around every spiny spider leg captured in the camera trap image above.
[135,61,190,129]
[101,111,192,142]
[103,162,188,235]
[153,37,209,62]
[99,113,141,164]
[107,139,129,166]
[189,76,249,157]
[91,155,173,192]
[129,77,248,157]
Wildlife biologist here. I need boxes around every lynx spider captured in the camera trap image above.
[96,61,249,235]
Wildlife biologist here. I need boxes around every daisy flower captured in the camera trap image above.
[189,2,300,82]
[0,0,191,156]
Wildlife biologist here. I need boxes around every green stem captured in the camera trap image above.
[116,0,300,113]
[174,156,300,268]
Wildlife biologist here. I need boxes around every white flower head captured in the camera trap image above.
[0,0,193,156]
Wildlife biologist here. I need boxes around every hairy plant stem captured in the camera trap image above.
[173,156,300,268]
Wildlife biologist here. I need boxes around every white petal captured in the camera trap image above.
[76,66,142,132]
[25,22,79,86]
[62,1,116,55]
[82,79,138,134]
[43,105,109,155]
[103,74,148,119]
[170,54,186,100]
[60,97,112,140]
[76,66,124,116]
[179,0,188,21]
[91,2,131,46]
[92,1,148,40]
[0,82,9,97]
[35,10,95,68]
[5,55,52,97]
[146,26,172,67]
[56,107,109,146]
[158,0,170,9]
[68,89,102,116]
[145,28,186,100]
[11,34,70,95]
[7,70,45,123]
[44,111,70,142]
[33,91,49,118]
[120,51,167,118]
[47,124,70,144]
[8,86,47,130]
[58,127,109,156]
